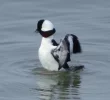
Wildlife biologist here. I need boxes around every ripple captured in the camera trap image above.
[32,67,83,100]
[0,0,110,99]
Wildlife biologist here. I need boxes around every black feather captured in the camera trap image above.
[64,34,82,54]
[51,39,58,46]
[64,35,71,62]
[71,34,82,53]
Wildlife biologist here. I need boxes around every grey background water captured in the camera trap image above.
[0,0,110,100]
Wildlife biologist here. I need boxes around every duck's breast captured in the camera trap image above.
[38,44,59,71]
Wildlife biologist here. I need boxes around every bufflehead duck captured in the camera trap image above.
[35,19,82,71]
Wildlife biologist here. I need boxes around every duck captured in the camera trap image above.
[35,19,82,71]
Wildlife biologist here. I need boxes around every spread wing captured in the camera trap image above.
[51,39,69,70]
[64,34,82,62]
[64,34,82,54]
[51,34,82,71]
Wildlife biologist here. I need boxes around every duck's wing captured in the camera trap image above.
[51,34,82,70]
[51,39,58,46]
[64,34,82,61]
[51,39,69,70]
[64,34,82,54]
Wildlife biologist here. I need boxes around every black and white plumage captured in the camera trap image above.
[51,34,81,70]
[64,34,82,62]
[36,19,82,71]
[51,39,69,70]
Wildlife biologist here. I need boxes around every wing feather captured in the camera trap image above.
[51,40,68,70]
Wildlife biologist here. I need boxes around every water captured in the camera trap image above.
[0,0,110,100]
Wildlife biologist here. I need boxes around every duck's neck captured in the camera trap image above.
[41,35,54,46]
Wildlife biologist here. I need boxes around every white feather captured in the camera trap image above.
[68,36,73,54]
[38,36,59,71]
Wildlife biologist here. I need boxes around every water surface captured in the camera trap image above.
[0,0,110,100]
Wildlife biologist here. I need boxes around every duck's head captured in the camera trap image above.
[35,19,56,38]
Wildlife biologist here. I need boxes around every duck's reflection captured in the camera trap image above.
[33,67,83,100]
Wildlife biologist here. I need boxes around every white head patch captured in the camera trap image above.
[41,20,54,31]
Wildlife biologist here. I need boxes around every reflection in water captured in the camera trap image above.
[32,68,82,100]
